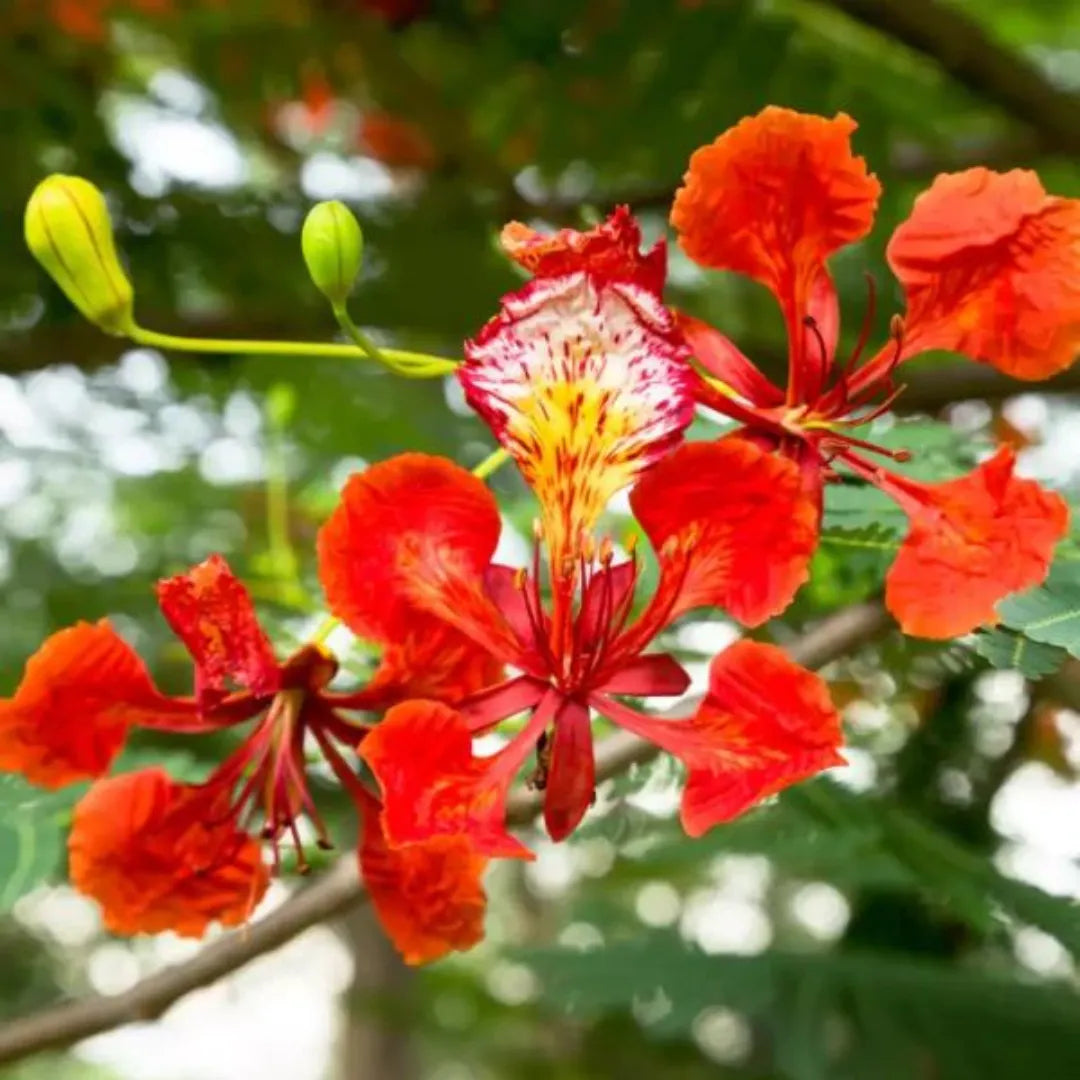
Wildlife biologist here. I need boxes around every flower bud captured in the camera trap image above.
[24,175,135,336]
[301,201,363,307]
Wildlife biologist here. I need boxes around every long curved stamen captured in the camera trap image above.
[311,724,371,806]
[568,547,592,684]
[604,535,691,673]
[803,315,831,395]
[834,449,926,512]
[580,547,618,687]
[518,556,559,677]
[283,730,333,850]
[610,538,640,637]
[837,313,906,407]
[839,381,910,426]
[820,429,911,462]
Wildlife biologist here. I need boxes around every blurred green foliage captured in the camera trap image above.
[2,1,1080,1079]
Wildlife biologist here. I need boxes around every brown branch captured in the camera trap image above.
[824,0,1080,156]
[0,600,889,1066]
[896,361,1080,413]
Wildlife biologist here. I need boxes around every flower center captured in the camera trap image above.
[203,644,347,874]
[505,531,640,697]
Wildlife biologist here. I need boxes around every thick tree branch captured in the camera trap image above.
[824,0,1080,156]
[0,601,889,1066]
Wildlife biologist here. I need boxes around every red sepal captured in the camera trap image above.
[675,311,784,407]
[597,654,690,697]
[543,699,595,842]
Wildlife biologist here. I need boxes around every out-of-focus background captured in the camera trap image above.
[3,1,1080,1078]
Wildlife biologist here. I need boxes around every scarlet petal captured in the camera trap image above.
[359,802,487,966]
[885,448,1069,638]
[500,205,667,294]
[629,436,820,628]
[543,699,595,842]
[360,700,534,860]
[0,622,186,789]
[157,554,280,708]
[317,454,510,662]
[68,770,268,937]
[888,168,1080,379]
[675,312,784,406]
[596,641,844,837]
[339,625,505,710]
[671,107,880,302]
[462,273,694,565]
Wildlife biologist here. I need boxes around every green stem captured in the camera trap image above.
[331,306,459,378]
[471,447,511,480]
[265,411,299,587]
[129,324,456,374]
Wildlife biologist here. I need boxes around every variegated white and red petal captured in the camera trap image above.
[461,273,694,558]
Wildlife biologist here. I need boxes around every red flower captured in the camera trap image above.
[319,448,838,858]
[671,106,1071,638]
[1,554,493,964]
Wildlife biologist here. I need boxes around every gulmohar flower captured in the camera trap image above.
[0,554,496,964]
[670,106,1072,638]
[321,212,844,860]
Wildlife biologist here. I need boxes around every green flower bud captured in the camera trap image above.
[24,175,135,336]
[301,201,363,307]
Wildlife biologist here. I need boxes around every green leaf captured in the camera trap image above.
[998,580,1080,657]
[0,774,69,910]
[819,522,902,552]
[974,628,1068,678]
[821,481,904,533]
[524,938,1080,1079]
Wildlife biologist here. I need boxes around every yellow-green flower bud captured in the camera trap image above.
[24,175,135,336]
[301,201,363,308]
